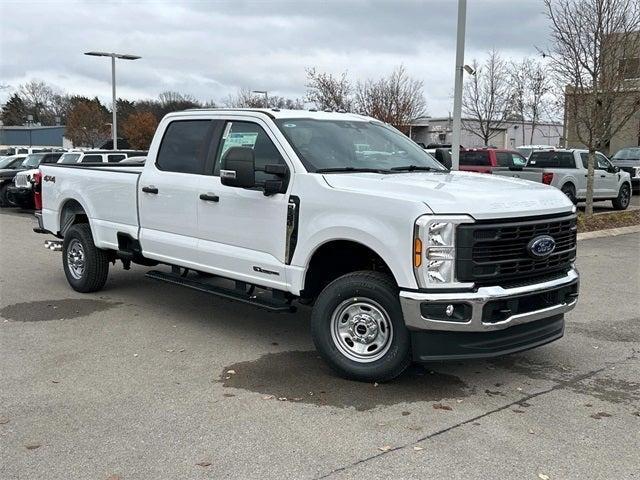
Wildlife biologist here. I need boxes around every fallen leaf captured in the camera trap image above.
[196,462,212,467]
[133,353,138,357]
[373,382,379,387]
[378,445,392,452]
[413,446,424,451]
[590,412,612,420]
[584,403,593,407]
[166,349,174,353]
[223,393,235,397]
[376,422,386,427]
[278,397,287,401]
[512,409,526,414]
[433,403,452,411]
[227,370,236,375]
[25,443,41,450]
[179,348,185,352]
[51,380,60,384]
[538,474,550,480]
[632,411,640,417]
[262,395,274,400]
[485,389,505,397]
[456,399,463,403]
[401,411,411,416]
[0,417,9,424]
[529,429,535,435]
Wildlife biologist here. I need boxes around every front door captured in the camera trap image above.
[596,154,619,197]
[139,118,218,266]
[197,118,292,290]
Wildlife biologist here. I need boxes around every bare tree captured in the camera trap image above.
[462,50,513,146]
[18,79,58,124]
[224,88,303,109]
[543,0,640,215]
[509,58,555,145]
[354,65,427,132]
[305,68,352,111]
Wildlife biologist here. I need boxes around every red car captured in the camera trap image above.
[459,148,528,174]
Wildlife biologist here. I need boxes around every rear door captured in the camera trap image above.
[138,118,220,266]
[196,117,292,289]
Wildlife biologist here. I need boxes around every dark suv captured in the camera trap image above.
[6,152,63,208]
[611,147,640,193]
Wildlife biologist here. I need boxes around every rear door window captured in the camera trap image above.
[496,152,527,167]
[80,154,104,163]
[460,151,490,166]
[107,154,126,163]
[156,120,214,174]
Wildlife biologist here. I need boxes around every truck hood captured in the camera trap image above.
[322,170,574,219]
[0,168,20,178]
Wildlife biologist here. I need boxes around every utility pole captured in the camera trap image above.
[451,0,467,170]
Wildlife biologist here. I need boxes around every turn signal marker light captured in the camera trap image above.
[414,238,422,267]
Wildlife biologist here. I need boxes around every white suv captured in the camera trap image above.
[57,150,147,164]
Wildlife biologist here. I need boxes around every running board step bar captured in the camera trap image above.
[145,269,295,312]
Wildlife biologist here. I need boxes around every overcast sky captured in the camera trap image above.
[0,0,551,116]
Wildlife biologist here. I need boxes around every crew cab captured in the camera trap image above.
[36,109,580,381]
[459,148,528,174]
[494,149,632,209]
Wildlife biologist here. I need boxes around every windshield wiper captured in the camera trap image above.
[315,167,390,174]
[390,165,439,172]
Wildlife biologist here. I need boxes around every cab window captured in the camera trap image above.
[215,121,287,182]
[157,120,213,174]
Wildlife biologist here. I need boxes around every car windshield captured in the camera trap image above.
[21,153,45,168]
[274,119,447,173]
[612,148,640,161]
[59,153,81,164]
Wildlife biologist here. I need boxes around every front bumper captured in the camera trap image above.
[400,268,579,360]
[6,186,33,208]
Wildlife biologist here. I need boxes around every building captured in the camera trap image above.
[564,31,640,155]
[0,125,70,148]
[409,116,563,149]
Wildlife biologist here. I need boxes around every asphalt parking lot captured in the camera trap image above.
[1,209,639,480]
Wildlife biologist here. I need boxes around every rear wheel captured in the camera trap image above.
[0,183,12,208]
[311,271,411,382]
[62,224,109,292]
[612,184,631,210]
[561,183,577,204]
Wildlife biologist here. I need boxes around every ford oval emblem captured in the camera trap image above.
[527,235,556,258]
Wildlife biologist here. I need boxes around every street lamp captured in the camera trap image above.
[451,0,467,170]
[84,51,141,150]
[252,90,269,107]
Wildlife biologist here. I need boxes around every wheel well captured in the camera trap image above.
[59,199,88,236]
[301,240,394,300]
[561,181,575,191]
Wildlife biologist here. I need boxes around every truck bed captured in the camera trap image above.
[492,166,544,182]
[40,163,143,250]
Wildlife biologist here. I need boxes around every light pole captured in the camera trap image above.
[84,51,141,150]
[252,90,269,108]
[451,0,467,170]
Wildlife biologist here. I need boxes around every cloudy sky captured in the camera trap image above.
[0,0,551,116]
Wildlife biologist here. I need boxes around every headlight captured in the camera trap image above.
[634,166,640,178]
[413,215,475,289]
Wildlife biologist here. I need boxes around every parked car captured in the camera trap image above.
[515,145,554,159]
[36,108,579,382]
[7,152,64,208]
[493,149,632,209]
[459,148,528,173]
[0,146,64,156]
[57,150,148,164]
[610,147,640,194]
[0,155,27,207]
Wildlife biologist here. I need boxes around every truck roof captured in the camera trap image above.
[173,108,374,122]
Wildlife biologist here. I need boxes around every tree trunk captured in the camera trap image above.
[585,149,596,216]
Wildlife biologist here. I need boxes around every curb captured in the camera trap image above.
[577,224,640,241]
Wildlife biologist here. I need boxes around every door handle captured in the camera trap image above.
[600,174,606,178]
[199,193,219,202]
[142,186,158,194]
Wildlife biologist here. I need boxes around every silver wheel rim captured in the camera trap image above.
[66,239,85,280]
[330,297,393,363]
[621,186,630,206]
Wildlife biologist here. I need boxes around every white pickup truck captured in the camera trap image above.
[494,149,632,208]
[36,109,580,381]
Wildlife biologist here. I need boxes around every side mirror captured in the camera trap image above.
[435,148,452,169]
[220,147,256,188]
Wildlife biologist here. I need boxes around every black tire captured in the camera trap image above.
[311,271,411,382]
[0,183,12,208]
[62,223,109,293]
[612,183,631,210]
[560,183,577,204]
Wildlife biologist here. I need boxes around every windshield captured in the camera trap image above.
[59,153,81,164]
[612,148,640,161]
[21,153,45,168]
[275,119,446,172]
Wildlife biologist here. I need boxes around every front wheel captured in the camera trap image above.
[612,184,631,210]
[0,183,13,208]
[62,223,110,292]
[311,271,411,382]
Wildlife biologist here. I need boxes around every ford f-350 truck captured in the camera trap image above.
[35,109,579,381]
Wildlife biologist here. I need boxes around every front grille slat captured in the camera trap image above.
[457,214,577,287]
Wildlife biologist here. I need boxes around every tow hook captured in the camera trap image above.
[44,240,62,251]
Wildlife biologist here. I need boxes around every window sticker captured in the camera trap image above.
[219,132,259,158]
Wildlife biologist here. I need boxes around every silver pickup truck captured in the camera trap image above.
[493,149,632,209]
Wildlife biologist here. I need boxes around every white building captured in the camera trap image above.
[409,116,564,149]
